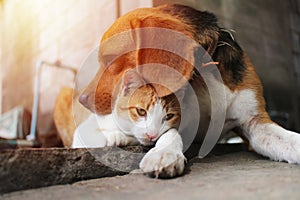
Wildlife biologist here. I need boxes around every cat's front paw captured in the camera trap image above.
[139,148,186,178]
[102,131,130,146]
[102,130,139,147]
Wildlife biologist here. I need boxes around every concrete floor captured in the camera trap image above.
[2,151,300,200]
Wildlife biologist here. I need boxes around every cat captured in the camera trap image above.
[55,4,300,178]
[73,69,186,177]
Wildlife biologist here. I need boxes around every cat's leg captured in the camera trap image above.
[101,128,139,147]
[242,117,300,164]
[72,114,139,148]
[139,128,186,178]
[230,89,300,164]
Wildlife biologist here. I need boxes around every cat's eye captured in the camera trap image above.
[164,113,175,121]
[136,107,147,117]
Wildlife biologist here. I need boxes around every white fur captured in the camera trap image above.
[132,101,171,143]
[139,128,186,177]
[72,114,139,148]
[73,83,300,177]
[72,114,106,148]
[226,89,258,124]
[73,100,172,148]
[245,122,300,164]
[226,89,300,164]
[112,100,171,146]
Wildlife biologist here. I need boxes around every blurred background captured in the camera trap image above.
[0,0,299,147]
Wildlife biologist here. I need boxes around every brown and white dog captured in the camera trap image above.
[54,4,300,178]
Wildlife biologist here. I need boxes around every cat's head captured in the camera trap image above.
[113,69,183,146]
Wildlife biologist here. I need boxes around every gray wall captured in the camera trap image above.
[154,0,300,131]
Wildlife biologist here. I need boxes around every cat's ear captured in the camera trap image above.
[120,69,146,96]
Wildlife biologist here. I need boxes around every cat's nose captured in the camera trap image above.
[147,133,158,140]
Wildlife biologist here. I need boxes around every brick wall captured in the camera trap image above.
[2,0,118,111]
[120,0,153,15]
[1,0,118,146]
[0,0,152,146]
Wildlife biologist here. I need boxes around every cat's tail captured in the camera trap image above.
[53,87,90,147]
[243,116,300,164]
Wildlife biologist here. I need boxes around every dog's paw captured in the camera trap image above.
[139,148,186,178]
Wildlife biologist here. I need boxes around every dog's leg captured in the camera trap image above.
[139,128,186,178]
[72,114,139,148]
[243,118,300,164]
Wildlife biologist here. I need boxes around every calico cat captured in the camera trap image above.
[73,69,186,177]
[56,4,300,178]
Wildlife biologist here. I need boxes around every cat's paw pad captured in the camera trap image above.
[139,148,186,178]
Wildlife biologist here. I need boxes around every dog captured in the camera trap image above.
[55,4,300,178]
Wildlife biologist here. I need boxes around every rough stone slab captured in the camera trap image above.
[0,146,149,194]
[2,151,300,200]
[0,144,247,194]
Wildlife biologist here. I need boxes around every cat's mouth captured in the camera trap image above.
[137,133,164,146]
[140,140,155,146]
[137,137,157,146]
[137,129,172,146]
